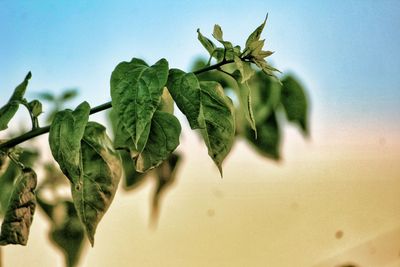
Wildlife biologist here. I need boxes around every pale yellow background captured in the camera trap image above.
[3,122,400,267]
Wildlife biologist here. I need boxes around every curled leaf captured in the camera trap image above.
[0,168,37,246]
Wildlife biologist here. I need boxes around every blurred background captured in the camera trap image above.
[0,1,399,266]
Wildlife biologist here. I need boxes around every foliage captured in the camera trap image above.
[0,16,309,267]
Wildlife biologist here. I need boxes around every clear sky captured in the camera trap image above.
[1,1,400,267]
[1,0,400,133]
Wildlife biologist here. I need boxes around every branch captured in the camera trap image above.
[0,60,234,150]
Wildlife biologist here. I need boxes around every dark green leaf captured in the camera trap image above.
[134,111,181,172]
[167,69,204,129]
[281,75,309,135]
[49,102,90,183]
[244,111,281,160]
[119,150,148,190]
[0,72,32,130]
[199,81,235,175]
[151,153,181,225]
[0,168,37,246]
[197,29,217,56]
[167,70,235,174]
[73,122,122,246]
[110,58,169,154]
[50,201,85,267]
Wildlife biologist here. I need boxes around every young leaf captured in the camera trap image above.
[0,168,37,246]
[233,79,256,135]
[0,72,32,130]
[166,69,204,129]
[158,87,174,114]
[49,102,90,183]
[110,58,169,153]
[134,111,181,172]
[245,14,268,49]
[28,100,43,117]
[281,75,309,135]
[73,122,122,246]
[197,29,217,56]
[199,81,235,175]
[212,25,235,60]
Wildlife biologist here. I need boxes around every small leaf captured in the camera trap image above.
[199,81,235,175]
[246,14,268,49]
[36,92,55,101]
[110,58,169,153]
[212,25,236,60]
[134,111,181,172]
[28,100,43,117]
[0,168,37,246]
[73,122,122,246]
[60,89,78,101]
[281,75,309,135]
[0,72,32,130]
[197,29,217,56]
[49,102,90,183]
[233,56,255,84]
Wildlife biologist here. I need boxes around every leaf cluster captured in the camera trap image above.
[0,16,310,267]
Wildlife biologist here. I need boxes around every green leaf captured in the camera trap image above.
[49,102,91,183]
[50,201,85,267]
[167,70,235,174]
[60,89,78,101]
[0,72,32,130]
[134,111,181,172]
[245,14,268,49]
[36,92,55,101]
[233,56,255,84]
[197,29,217,56]
[119,150,148,190]
[151,153,181,225]
[28,100,43,117]
[110,58,169,153]
[199,81,235,175]
[73,121,122,246]
[0,168,37,246]
[281,75,309,135]
[167,69,204,129]
[244,111,281,160]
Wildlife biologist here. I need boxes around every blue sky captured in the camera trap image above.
[1,0,400,134]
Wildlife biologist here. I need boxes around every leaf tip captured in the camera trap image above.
[26,71,32,80]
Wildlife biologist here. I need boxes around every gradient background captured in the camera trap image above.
[1,1,400,266]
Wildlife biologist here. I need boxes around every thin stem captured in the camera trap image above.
[0,59,233,150]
